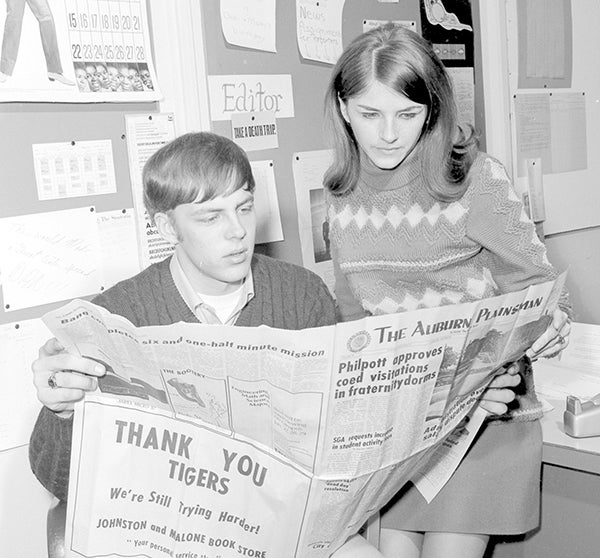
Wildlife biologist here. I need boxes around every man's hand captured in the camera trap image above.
[31,338,106,418]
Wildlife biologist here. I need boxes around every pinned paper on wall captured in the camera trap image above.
[0,318,51,451]
[448,67,475,127]
[525,158,546,224]
[220,0,276,52]
[207,74,295,121]
[32,139,116,200]
[292,149,335,293]
[517,0,572,88]
[124,113,176,270]
[97,208,140,289]
[296,0,345,65]
[515,92,587,176]
[231,111,279,152]
[250,160,284,244]
[0,207,101,311]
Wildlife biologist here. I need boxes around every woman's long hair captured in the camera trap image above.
[324,24,478,201]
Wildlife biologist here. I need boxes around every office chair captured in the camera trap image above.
[47,499,66,558]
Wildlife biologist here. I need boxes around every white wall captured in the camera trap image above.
[480,0,600,324]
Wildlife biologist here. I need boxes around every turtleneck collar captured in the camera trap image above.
[358,146,422,192]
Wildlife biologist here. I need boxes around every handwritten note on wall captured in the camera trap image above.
[0,207,102,311]
[207,74,295,121]
[220,0,276,52]
[296,0,345,65]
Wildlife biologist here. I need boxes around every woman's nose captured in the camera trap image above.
[380,118,398,143]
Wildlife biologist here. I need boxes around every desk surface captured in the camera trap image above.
[541,397,600,475]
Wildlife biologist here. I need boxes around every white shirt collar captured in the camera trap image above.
[169,253,254,324]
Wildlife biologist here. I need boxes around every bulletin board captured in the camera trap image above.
[0,101,159,326]
[199,0,486,266]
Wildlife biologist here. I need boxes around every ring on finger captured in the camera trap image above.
[557,335,565,345]
[47,372,58,389]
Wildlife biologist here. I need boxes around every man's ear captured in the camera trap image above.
[338,95,350,124]
[153,212,179,245]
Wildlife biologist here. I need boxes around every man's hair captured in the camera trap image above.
[143,132,255,220]
[323,24,478,201]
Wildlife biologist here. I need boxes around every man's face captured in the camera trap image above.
[75,68,89,90]
[118,67,133,91]
[140,69,153,89]
[96,65,111,89]
[85,65,101,91]
[157,187,256,295]
[128,68,144,91]
[107,66,120,90]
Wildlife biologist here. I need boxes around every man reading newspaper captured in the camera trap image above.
[29,132,541,558]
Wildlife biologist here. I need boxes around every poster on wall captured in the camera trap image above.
[292,149,334,294]
[419,0,474,66]
[0,0,161,103]
[125,113,176,270]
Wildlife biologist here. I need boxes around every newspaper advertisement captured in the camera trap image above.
[42,273,565,558]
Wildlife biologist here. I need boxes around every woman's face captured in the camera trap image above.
[339,80,428,170]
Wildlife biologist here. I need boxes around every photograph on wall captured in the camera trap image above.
[292,149,335,293]
[309,188,331,264]
[0,0,161,102]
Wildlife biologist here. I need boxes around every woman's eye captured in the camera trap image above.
[399,112,417,119]
[239,203,254,214]
[361,112,379,119]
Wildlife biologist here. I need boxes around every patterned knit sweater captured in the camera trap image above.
[327,150,567,423]
[29,253,335,501]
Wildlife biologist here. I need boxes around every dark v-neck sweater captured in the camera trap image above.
[29,254,335,501]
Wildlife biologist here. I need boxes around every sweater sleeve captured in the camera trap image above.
[466,157,557,291]
[303,273,337,328]
[466,156,572,317]
[28,291,123,502]
[29,406,74,501]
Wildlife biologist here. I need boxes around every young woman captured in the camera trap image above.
[323,24,571,558]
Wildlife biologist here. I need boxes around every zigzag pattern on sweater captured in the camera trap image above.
[328,200,468,231]
[356,267,497,314]
[364,288,465,314]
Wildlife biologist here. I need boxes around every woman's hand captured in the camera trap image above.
[478,361,522,415]
[31,338,106,418]
[527,308,571,360]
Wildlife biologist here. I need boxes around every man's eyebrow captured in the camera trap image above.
[236,199,254,210]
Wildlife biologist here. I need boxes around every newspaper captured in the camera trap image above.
[42,273,565,558]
